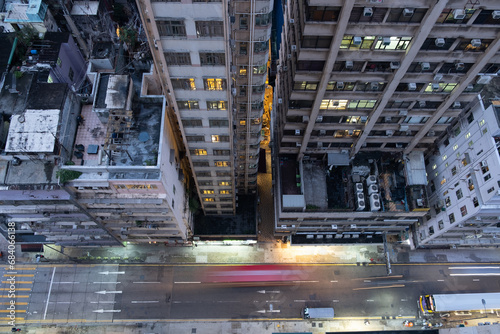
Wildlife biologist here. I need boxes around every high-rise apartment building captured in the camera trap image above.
[135,0,273,215]
[273,0,500,245]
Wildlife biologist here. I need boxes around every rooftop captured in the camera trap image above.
[26,82,69,110]
[70,1,99,16]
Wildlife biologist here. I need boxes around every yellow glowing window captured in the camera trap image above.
[211,135,220,143]
[204,78,226,91]
[465,132,471,139]
[219,181,231,186]
[239,67,247,76]
[320,99,348,110]
[479,119,485,126]
[432,164,437,170]
[453,144,458,151]
[125,184,158,189]
[204,198,215,202]
[215,161,230,167]
[441,178,446,185]
[202,190,214,194]
[193,149,207,155]
[442,155,447,161]
[220,190,231,194]
[240,120,246,126]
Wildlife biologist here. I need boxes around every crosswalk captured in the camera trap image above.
[0,265,36,324]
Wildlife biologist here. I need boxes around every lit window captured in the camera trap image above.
[453,144,458,151]
[219,181,231,186]
[483,128,488,134]
[374,36,412,50]
[204,78,226,91]
[211,135,220,143]
[191,149,207,156]
[432,164,437,170]
[479,119,485,126]
[468,140,473,147]
[240,120,246,126]
[204,198,215,202]
[239,66,247,76]
[202,190,214,194]
[460,205,467,217]
[442,155,447,161]
[441,178,446,185]
[320,99,349,110]
[445,196,451,207]
[220,190,231,194]
[465,132,471,139]
[215,161,230,167]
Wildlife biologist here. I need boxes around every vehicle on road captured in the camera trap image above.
[419,292,500,313]
[303,307,334,319]
[204,264,305,285]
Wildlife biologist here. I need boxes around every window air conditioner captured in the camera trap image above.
[353,37,362,45]
[399,125,409,132]
[433,74,443,82]
[453,102,461,108]
[399,110,408,116]
[431,83,440,91]
[455,62,465,71]
[303,115,309,122]
[345,61,353,69]
[435,38,445,47]
[471,39,482,47]
[296,142,301,147]
[316,116,323,122]
[386,130,394,137]
[419,101,426,107]
[421,62,430,71]
[453,9,466,20]
[390,61,400,69]
[493,11,500,19]
[364,8,373,17]
[466,84,474,91]
[408,83,417,91]
[382,37,391,46]
[295,129,301,135]
[384,116,392,122]
[477,75,492,85]
[287,54,292,59]
[337,81,345,89]
[403,8,414,17]
[291,45,297,51]
[278,98,283,104]
[371,82,379,90]
[331,224,337,229]
[289,19,295,24]
[428,130,435,137]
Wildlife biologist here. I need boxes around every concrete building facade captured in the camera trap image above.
[273,0,500,244]
[135,0,273,215]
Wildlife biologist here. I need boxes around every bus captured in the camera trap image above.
[419,292,500,314]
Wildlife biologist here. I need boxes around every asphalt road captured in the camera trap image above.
[3,262,500,324]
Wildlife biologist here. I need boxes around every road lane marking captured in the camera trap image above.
[292,281,319,283]
[333,300,339,302]
[0,302,27,305]
[131,301,159,304]
[330,280,338,283]
[54,282,80,284]
[3,274,34,277]
[99,271,125,275]
[43,267,56,320]
[0,310,26,313]
[0,288,30,291]
[294,300,307,302]
[133,282,161,284]
[93,282,120,284]
[95,290,122,295]
[0,295,29,298]
[473,279,480,281]
[174,281,201,284]
[364,280,371,282]
[353,284,405,291]
[2,281,32,284]
[90,301,116,304]
[449,266,499,269]
[93,309,121,313]
[0,317,24,320]
[450,273,500,276]
[3,267,36,270]
[437,279,444,282]
[367,299,374,302]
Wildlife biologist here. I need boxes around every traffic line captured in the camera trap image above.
[3,267,36,270]
[133,282,161,284]
[43,267,56,320]
[174,281,201,284]
[353,284,405,290]
[3,274,34,277]
[54,282,80,284]
[0,302,27,305]
[0,309,26,313]
[1,281,32,284]
[131,301,159,304]
[0,295,29,298]
[0,288,31,291]
[0,317,23,321]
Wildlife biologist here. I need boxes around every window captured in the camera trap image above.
[429,226,434,236]
[193,161,209,167]
[164,52,191,65]
[253,64,267,75]
[220,190,231,194]
[445,196,451,207]
[207,101,227,110]
[461,158,468,167]
[190,149,207,156]
[171,78,196,90]
[193,0,221,2]
[202,190,214,194]
[182,119,202,127]
[197,171,211,177]
[488,187,495,193]
[57,57,62,67]
[255,12,272,26]
[441,178,446,185]
[216,171,231,177]
[442,155,447,161]
[305,6,340,22]
[297,61,325,71]
[219,181,231,186]
[449,213,455,223]
[438,220,445,230]
[481,162,489,174]
[469,178,475,191]
[294,81,319,91]
[424,83,458,93]
[453,144,458,151]
[239,15,248,29]
[340,35,376,49]
[239,66,247,76]
[479,119,485,127]
[320,99,348,110]
[157,20,186,37]
[240,42,247,55]
[186,135,204,142]
[195,21,224,37]
[437,8,475,24]
[484,174,492,182]
[213,149,230,156]
[473,197,479,207]
[68,67,74,81]
[203,198,215,202]
[209,119,229,127]
[153,0,181,2]
[460,205,468,217]
[348,100,377,110]
[199,180,213,186]
[456,189,463,200]
[199,52,225,66]
[203,78,226,91]
[178,101,200,110]
[451,166,457,176]
[302,36,333,48]
[465,132,471,139]
[254,41,268,53]
[215,161,230,167]
[374,36,412,50]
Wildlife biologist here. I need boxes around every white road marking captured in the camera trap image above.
[437,279,444,282]
[99,271,125,275]
[95,290,122,295]
[330,280,338,283]
[54,282,80,284]
[364,280,371,282]
[333,300,339,302]
[133,282,161,284]
[367,299,375,302]
[473,279,480,281]
[93,282,120,284]
[43,267,56,320]
[448,267,499,269]
[174,281,201,284]
[292,280,319,283]
[93,309,121,313]
[131,301,159,304]
[91,301,116,304]
[294,300,307,302]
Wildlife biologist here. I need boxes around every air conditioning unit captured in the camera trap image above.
[296,142,301,147]
[395,143,403,148]
[303,115,309,122]
[384,116,392,122]
[399,110,408,116]
[291,45,297,51]
[493,11,500,19]
[316,116,323,122]
[400,125,409,132]
[283,66,288,71]
[319,129,326,136]
[418,100,426,108]
[364,7,373,17]
[466,84,474,91]
[453,9,466,20]
[481,160,488,167]
[289,19,295,24]
[371,82,379,90]
[421,62,431,71]
[337,81,345,89]
[455,62,465,71]
[368,184,379,195]
[278,98,283,104]
[435,38,445,47]
[403,8,414,17]
[356,183,364,192]
[382,37,391,46]
[351,224,357,229]
[390,61,400,69]
[408,83,417,91]
[331,224,338,229]
[431,83,440,91]
[477,75,492,84]
[434,74,443,82]
[453,101,461,108]
[232,88,237,95]
[471,39,482,47]
[370,193,381,211]
[345,61,353,69]
[356,197,365,211]
[360,116,368,122]
[386,130,394,137]
[353,37,362,45]
[366,175,377,185]
[295,129,301,135]
[427,130,435,137]
[287,53,292,59]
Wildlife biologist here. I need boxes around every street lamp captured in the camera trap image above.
[482,298,487,314]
